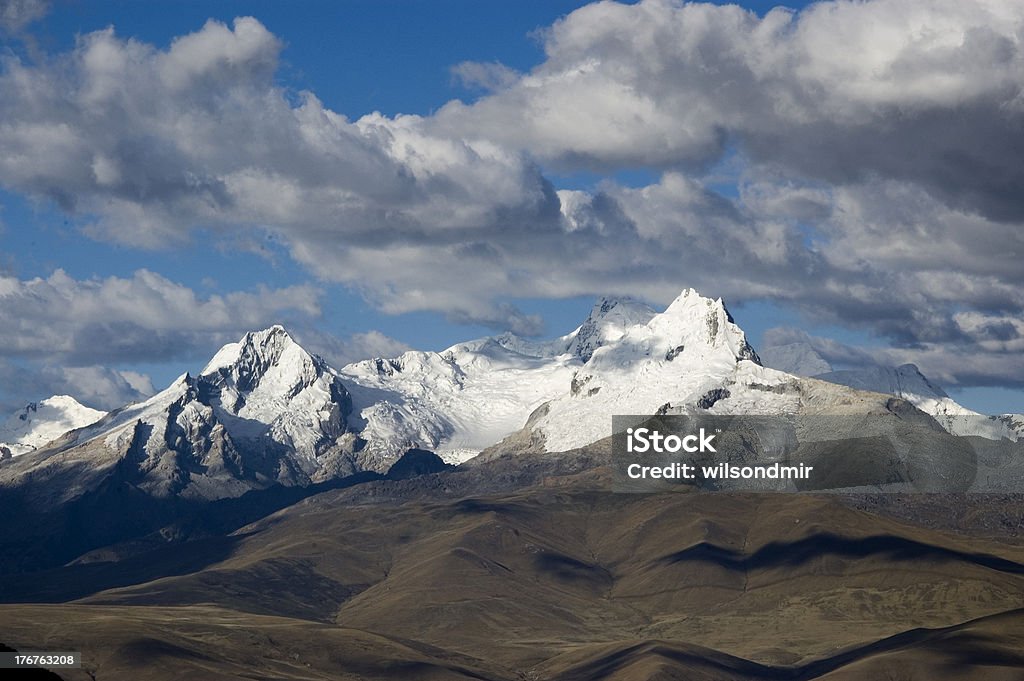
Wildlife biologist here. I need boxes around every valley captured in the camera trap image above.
[3,467,1024,679]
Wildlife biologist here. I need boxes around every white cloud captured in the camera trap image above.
[0,362,153,411]
[0,16,566,333]
[0,0,48,32]
[0,267,325,408]
[114,370,156,397]
[0,268,322,363]
[437,0,1024,220]
[0,4,1021,391]
[56,366,155,409]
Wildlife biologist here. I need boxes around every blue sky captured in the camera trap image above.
[0,0,1021,415]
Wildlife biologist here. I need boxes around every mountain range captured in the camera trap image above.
[1,288,1021,511]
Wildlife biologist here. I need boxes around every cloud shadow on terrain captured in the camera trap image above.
[660,532,1024,576]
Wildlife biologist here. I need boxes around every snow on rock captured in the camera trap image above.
[201,326,351,462]
[990,413,1024,440]
[61,326,356,499]
[3,291,782,481]
[345,289,781,460]
[341,337,578,465]
[339,297,663,465]
[0,395,105,457]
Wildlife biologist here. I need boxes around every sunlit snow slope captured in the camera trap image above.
[0,396,105,457]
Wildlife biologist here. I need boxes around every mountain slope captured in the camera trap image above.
[565,296,658,362]
[199,325,355,477]
[341,340,576,465]
[0,395,105,458]
[3,289,1018,512]
[762,347,1023,443]
[342,289,989,461]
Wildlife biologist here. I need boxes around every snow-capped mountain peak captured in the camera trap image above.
[577,289,759,372]
[5,290,1021,510]
[567,296,657,362]
[28,326,357,501]
[204,324,307,376]
[202,325,333,411]
[7,291,1022,512]
[196,325,353,467]
[0,395,106,458]
[653,288,759,363]
[340,289,777,461]
[532,289,768,451]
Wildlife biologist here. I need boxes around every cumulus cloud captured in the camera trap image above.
[0,268,326,408]
[0,269,322,364]
[0,3,1021,392]
[438,0,1024,219]
[51,366,155,409]
[0,16,566,327]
